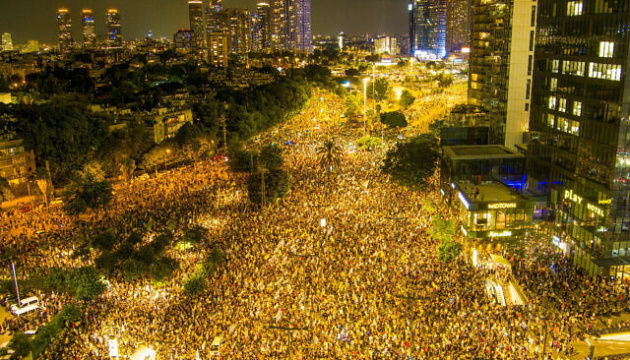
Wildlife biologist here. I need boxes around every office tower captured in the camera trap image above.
[527,0,630,276]
[81,9,97,47]
[106,9,122,45]
[446,0,470,54]
[468,0,537,149]
[338,32,345,51]
[256,3,272,50]
[208,31,229,67]
[270,0,285,50]
[1,33,13,52]
[210,0,222,12]
[295,0,312,53]
[189,0,206,53]
[408,2,415,56]
[57,8,73,50]
[411,0,447,58]
[174,29,194,52]
[375,36,399,55]
[223,8,252,55]
[24,40,39,53]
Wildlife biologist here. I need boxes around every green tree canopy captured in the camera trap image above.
[247,169,291,205]
[380,111,408,128]
[62,173,113,216]
[382,135,439,189]
[399,90,416,108]
[367,77,390,102]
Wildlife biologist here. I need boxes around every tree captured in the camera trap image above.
[382,135,439,189]
[259,144,284,171]
[356,135,381,151]
[437,72,453,88]
[399,90,416,108]
[0,176,14,203]
[438,238,462,262]
[380,111,408,128]
[68,267,106,301]
[9,332,32,359]
[62,173,113,216]
[344,95,359,118]
[345,68,360,77]
[247,169,291,205]
[317,139,343,173]
[368,77,390,102]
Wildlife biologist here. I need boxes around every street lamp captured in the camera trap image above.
[163,149,171,171]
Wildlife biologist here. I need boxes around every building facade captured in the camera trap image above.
[174,29,194,53]
[256,3,272,50]
[57,8,73,50]
[106,9,122,45]
[1,33,13,52]
[468,0,537,150]
[81,9,97,47]
[208,31,229,67]
[446,0,470,54]
[410,0,447,58]
[527,0,630,276]
[188,0,206,54]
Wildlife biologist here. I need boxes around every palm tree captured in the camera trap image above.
[317,139,342,173]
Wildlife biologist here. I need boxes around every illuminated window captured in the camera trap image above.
[599,41,614,58]
[558,98,567,112]
[573,101,582,116]
[547,114,555,128]
[567,1,583,16]
[552,60,559,73]
[589,63,622,81]
[549,96,556,110]
[550,78,557,91]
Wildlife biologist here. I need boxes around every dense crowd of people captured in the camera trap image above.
[0,89,629,359]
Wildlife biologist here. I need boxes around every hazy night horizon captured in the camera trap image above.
[0,0,409,43]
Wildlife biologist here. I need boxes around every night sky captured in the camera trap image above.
[1,0,410,44]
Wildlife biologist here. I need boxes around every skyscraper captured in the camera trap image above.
[468,0,537,149]
[189,0,206,54]
[256,3,272,51]
[411,0,447,58]
[446,0,470,54]
[295,0,312,53]
[81,9,97,47]
[56,8,73,50]
[224,8,252,55]
[527,0,630,276]
[1,33,13,52]
[208,31,229,67]
[408,2,415,56]
[106,9,122,45]
[270,0,285,50]
[174,29,194,52]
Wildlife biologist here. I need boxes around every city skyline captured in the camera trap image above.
[1,0,412,44]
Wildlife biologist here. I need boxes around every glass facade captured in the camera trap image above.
[527,0,630,275]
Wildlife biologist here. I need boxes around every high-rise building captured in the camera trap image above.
[270,0,285,50]
[208,31,229,67]
[1,33,13,52]
[223,8,252,55]
[295,0,312,53]
[338,32,345,51]
[56,8,73,50]
[408,2,415,56]
[375,36,399,55]
[189,0,206,54]
[410,0,447,58]
[24,40,39,53]
[106,9,122,45]
[174,29,194,52]
[446,0,470,54]
[468,0,537,149]
[527,0,630,276]
[81,9,97,47]
[256,2,272,50]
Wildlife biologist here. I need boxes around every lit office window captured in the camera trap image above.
[599,41,614,58]
[567,1,583,16]
[549,96,557,110]
[573,101,582,116]
[550,78,557,91]
[558,98,567,112]
[589,63,622,81]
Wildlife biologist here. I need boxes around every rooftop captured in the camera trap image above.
[443,145,524,160]
[457,180,527,203]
